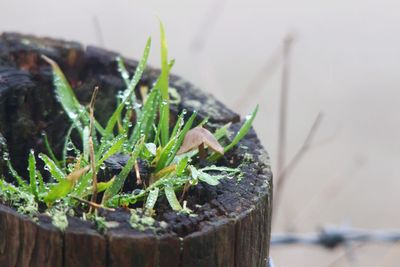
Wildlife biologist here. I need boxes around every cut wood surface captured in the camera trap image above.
[0,33,272,267]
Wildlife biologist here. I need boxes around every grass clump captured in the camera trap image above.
[0,22,258,231]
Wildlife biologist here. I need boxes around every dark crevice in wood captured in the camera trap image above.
[61,231,65,267]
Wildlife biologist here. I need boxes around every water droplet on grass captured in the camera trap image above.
[2,152,9,161]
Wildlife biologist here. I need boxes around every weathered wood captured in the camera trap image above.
[0,205,63,267]
[31,218,63,267]
[0,33,273,267]
[64,218,107,267]
[107,230,158,267]
[157,233,181,267]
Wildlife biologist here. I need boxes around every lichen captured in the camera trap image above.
[51,210,68,231]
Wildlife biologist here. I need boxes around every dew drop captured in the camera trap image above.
[66,141,74,151]
[2,152,9,161]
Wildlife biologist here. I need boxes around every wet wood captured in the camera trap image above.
[64,218,107,267]
[0,205,63,267]
[0,33,272,267]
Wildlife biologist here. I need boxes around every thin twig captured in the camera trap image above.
[273,112,324,215]
[190,0,227,52]
[92,16,105,47]
[234,47,281,110]
[134,160,142,185]
[72,196,115,212]
[276,113,323,190]
[276,35,295,186]
[89,86,99,114]
[89,87,99,208]
[180,181,190,202]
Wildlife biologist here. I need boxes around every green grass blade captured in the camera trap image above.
[105,38,151,136]
[155,136,177,172]
[164,185,182,211]
[102,155,135,203]
[159,21,170,146]
[145,187,159,210]
[200,166,240,173]
[196,116,209,128]
[171,110,186,138]
[189,165,219,186]
[72,171,92,197]
[28,150,38,199]
[224,105,258,152]
[176,156,189,176]
[122,109,133,134]
[39,153,65,182]
[208,105,259,161]
[153,59,175,146]
[97,134,126,166]
[162,111,197,169]
[43,179,74,204]
[97,177,115,193]
[214,122,232,140]
[6,160,28,189]
[42,56,86,128]
[42,56,106,137]
[42,132,60,167]
[94,121,106,136]
[62,125,75,169]
[36,170,45,194]
[130,88,161,144]
[198,171,219,186]
[104,102,124,138]
[124,37,152,113]
[116,56,131,87]
[103,137,144,204]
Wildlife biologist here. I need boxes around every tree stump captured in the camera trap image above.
[0,33,273,267]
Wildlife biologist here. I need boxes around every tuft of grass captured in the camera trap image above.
[0,22,258,230]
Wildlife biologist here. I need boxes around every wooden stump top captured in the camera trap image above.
[0,33,273,267]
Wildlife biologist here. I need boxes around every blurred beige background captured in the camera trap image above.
[1,0,400,266]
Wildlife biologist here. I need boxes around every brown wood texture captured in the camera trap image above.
[0,33,272,267]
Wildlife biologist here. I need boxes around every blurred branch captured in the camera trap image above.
[276,35,295,185]
[190,0,227,52]
[93,16,105,47]
[276,113,323,189]
[233,47,281,110]
[271,226,400,248]
[273,112,324,214]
